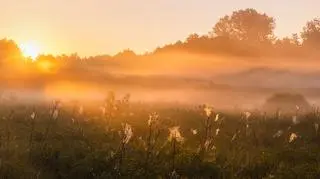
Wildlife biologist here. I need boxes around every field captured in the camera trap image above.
[0,93,320,179]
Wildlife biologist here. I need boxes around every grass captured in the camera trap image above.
[0,96,320,178]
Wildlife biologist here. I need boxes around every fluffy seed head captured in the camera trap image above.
[191,129,198,135]
[30,112,36,119]
[52,109,59,120]
[289,133,298,143]
[204,105,213,117]
[315,123,319,133]
[168,126,184,143]
[292,116,299,125]
[215,128,220,136]
[122,123,133,144]
[148,112,159,126]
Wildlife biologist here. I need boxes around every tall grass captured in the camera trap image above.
[0,94,319,178]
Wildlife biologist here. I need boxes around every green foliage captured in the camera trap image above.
[0,97,320,178]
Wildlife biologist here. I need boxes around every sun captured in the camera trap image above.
[19,41,40,60]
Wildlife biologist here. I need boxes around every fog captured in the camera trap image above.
[1,52,320,110]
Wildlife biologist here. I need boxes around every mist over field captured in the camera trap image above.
[2,2,320,178]
[2,51,320,110]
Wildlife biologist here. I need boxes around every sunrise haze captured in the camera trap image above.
[1,0,319,56]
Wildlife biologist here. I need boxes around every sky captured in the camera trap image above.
[1,0,319,56]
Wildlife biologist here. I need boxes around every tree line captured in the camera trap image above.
[1,8,320,67]
[155,8,320,58]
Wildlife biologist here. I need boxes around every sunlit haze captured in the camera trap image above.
[19,41,40,60]
[1,1,320,177]
[1,0,319,56]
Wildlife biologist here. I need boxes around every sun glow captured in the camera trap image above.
[19,41,40,60]
[38,60,53,72]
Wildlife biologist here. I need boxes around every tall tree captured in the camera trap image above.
[274,33,303,57]
[211,8,275,44]
[301,18,320,49]
[0,39,22,65]
[185,33,200,43]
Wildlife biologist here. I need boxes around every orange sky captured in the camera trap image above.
[1,0,319,56]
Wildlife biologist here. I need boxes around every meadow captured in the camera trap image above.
[0,93,320,179]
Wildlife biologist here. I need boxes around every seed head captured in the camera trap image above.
[122,123,133,144]
[244,111,251,120]
[292,116,299,125]
[215,128,220,136]
[289,133,298,143]
[52,109,59,120]
[190,129,198,135]
[315,123,319,134]
[214,113,220,122]
[30,112,36,119]
[148,112,159,126]
[273,130,283,138]
[204,105,213,117]
[99,106,106,116]
[79,106,84,115]
[168,126,184,143]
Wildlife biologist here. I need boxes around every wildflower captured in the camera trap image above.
[122,123,133,144]
[168,126,184,143]
[148,112,159,126]
[71,118,75,123]
[110,151,116,157]
[204,105,213,117]
[99,106,106,116]
[214,113,220,122]
[292,116,299,125]
[231,133,237,141]
[246,124,249,128]
[231,130,240,142]
[215,128,220,136]
[315,123,319,134]
[273,130,283,138]
[277,110,282,118]
[30,112,36,119]
[79,105,84,115]
[52,109,59,120]
[191,129,198,135]
[244,111,251,120]
[296,105,300,111]
[170,170,179,178]
[268,174,275,178]
[204,139,211,150]
[289,133,298,143]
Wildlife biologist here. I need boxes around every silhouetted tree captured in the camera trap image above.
[212,8,275,45]
[186,33,200,43]
[0,39,23,65]
[274,34,303,57]
[291,33,301,46]
[114,49,137,59]
[301,18,320,50]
